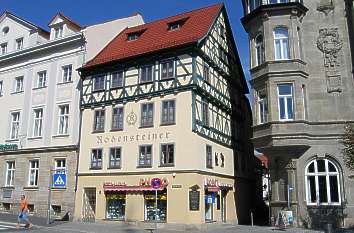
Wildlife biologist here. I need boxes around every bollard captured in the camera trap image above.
[324,223,333,233]
[251,212,254,226]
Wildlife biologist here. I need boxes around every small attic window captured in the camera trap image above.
[2,26,9,35]
[127,33,139,41]
[168,22,181,31]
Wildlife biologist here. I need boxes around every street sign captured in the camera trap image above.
[52,173,66,188]
[151,178,161,189]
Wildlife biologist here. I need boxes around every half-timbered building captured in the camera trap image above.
[75,3,254,225]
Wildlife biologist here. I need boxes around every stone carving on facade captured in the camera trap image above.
[316,28,343,93]
[317,0,335,15]
[285,159,297,170]
[126,111,137,125]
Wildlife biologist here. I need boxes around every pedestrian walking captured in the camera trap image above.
[16,195,33,229]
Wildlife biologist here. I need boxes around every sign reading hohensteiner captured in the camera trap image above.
[96,132,171,145]
[0,144,18,151]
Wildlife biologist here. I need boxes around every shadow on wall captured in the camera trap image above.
[302,206,346,230]
[234,179,252,225]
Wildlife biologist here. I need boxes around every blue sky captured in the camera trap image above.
[0,0,250,88]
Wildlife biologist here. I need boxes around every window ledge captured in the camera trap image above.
[5,139,19,142]
[206,166,213,169]
[52,134,70,138]
[139,81,154,85]
[110,128,123,132]
[139,125,154,129]
[159,77,174,81]
[51,187,67,191]
[160,122,176,127]
[11,91,24,95]
[23,187,39,191]
[90,167,102,170]
[110,86,123,90]
[137,165,152,168]
[1,186,15,189]
[57,81,73,86]
[92,89,104,93]
[92,130,105,134]
[159,164,175,168]
[108,167,121,170]
[32,86,47,90]
[27,136,43,140]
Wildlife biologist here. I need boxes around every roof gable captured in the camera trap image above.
[83,3,223,69]
[48,13,82,30]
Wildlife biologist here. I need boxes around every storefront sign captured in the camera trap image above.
[171,184,182,189]
[96,132,171,145]
[0,144,18,151]
[103,178,169,192]
[204,178,233,192]
[189,190,200,211]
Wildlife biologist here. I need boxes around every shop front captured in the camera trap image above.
[106,192,126,220]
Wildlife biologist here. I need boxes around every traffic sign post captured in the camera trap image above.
[47,168,67,224]
[151,178,161,231]
[53,173,66,188]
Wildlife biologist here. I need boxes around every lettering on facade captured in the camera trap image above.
[171,184,182,189]
[204,178,233,189]
[139,178,169,187]
[0,144,18,151]
[97,132,171,145]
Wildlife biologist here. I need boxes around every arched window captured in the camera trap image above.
[305,158,341,206]
[274,27,289,60]
[255,34,264,66]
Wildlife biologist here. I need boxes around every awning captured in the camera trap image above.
[103,185,165,192]
[207,186,220,192]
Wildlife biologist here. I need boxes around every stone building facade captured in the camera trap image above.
[0,12,143,218]
[241,0,354,229]
[75,3,254,225]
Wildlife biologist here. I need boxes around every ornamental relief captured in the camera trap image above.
[316,28,343,93]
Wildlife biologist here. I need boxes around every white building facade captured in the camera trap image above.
[0,11,143,218]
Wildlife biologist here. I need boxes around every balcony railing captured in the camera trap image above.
[249,0,303,13]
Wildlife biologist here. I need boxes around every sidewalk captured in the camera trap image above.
[0,212,66,227]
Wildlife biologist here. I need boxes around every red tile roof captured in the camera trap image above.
[83,3,224,69]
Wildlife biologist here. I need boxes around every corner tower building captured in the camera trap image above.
[75,3,253,225]
[242,0,354,228]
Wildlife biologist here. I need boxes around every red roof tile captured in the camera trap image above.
[83,3,224,69]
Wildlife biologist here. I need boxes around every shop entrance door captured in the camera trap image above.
[205,192,213,222]
[221,190,227,222]
[82,188,96,222]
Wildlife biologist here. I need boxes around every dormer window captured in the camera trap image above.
[127,33,139,41]
[54,25,63,39]
[168,22,181,31]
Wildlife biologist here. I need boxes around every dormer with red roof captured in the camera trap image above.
[48,13,82,40]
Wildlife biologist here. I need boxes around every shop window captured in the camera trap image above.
[51,205,61,216]
[160,144,174,166]
[144,189,167,221]
[2,203,11,211]
[305,158,341,206]
[106,193,126,220]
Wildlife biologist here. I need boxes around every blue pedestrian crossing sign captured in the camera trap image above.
[53,173,66,188]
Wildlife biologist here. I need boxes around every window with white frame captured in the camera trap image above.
[55,159,66,174]
[203,62,210,83]
[138,145,152,167]
[141,103,154,127]
[54,25,63,39]
[274,27,289,60]
[305,158,341,205]
[255,34,265,66]
[37,71,47,88]
[58,105,69,135]
[0,80,3,96]
[161,60,174,80]
[93,109,105,131]
[1,43,7,55]
[109,147,121,169]
[112,107,124,130]
[5,161,15,187]
[62,65,72,83]
[277,84,294,120]
[14,76,24,93]
[160,144,174,166]
[93,74,105,91]
[10,112,20,140]
[140,65,153,83]
[33,108,43,137]
[111,71,123,88]
[91,149,102,169]
[257,90,268,124]
[16,38,23,50]
[161,100,175,125]
[28,160,39,187]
